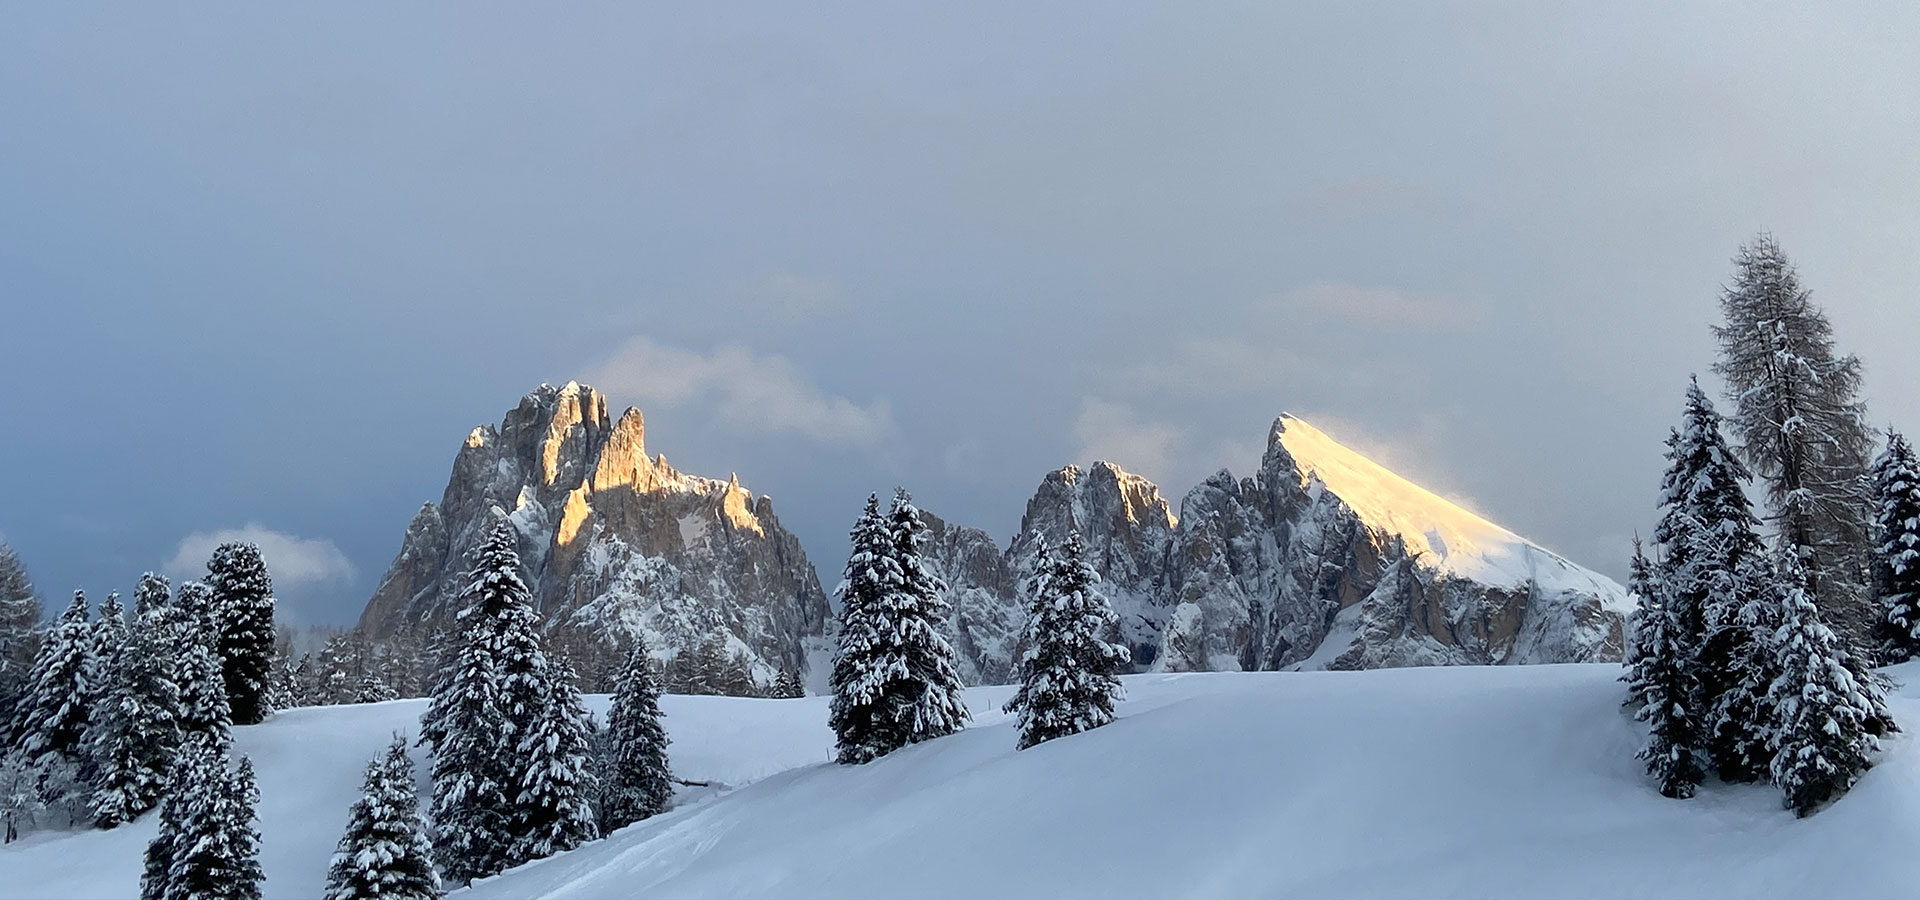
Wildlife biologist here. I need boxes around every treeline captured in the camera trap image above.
[0,540,276,900]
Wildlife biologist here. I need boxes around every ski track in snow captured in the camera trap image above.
[6,665,1920,899]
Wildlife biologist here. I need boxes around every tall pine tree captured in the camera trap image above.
[1871,430,1920,661]
[206,544,277,725]
[1713,235,1875,639]
[1004,531,1130,750]
[423,518,549,885]
[325,736,441,900]
[600,641,673,831]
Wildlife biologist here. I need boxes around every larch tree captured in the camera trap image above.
[0,543,41,726]
[1004,531,1130,750]
[1712,235,1876,639]
[324,735,441,900]
[205,544,277,725]
[1870,430,1920,661]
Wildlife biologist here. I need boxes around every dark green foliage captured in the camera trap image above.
[206,544,277,725]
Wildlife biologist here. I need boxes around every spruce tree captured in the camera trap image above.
[88,599,185,827]
[423,636,512,884]
[1766,553,1888,816]
[422,519,544,885]
[1652,380,1777,782]
[11,592,95,766]
[1871,430,1920,661]
[508,657,599,864]
[601,642,673,831]
[325,736,441,900]
[884,489,970,742]
[178,623,234,756]
[206,544,277,725]
[1623,540,1705,798]
[1623,538,1660,712]
[1712,235,1875,638]
[772,670,804,699]
[145,742,261,900]
[1004,531,1129,750]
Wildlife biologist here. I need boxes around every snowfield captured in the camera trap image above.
[6,665,1919,899]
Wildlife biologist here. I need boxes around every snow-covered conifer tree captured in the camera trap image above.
[1652,380,1777,782]
[1766,552,1889,816]
[1004,531,1129,750]
[829,491,971,763]
[1712,235,1875,638]
[600,641,672,831]
[884,489,970,743]
[771,670,804,699]
[508,657,598,863]
[1623,539,1704,798]
[88,598,185,827]
[144,741,262,900]
[11,592,95,766]
[205,544,277,725]
[829,495,899,764]
[422,518,547,885]
[325,736,441,900]
[1871,430,1920,661]
[178,624,233,756]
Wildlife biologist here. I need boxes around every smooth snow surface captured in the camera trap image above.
[7,666,1918,899]
[1276,415,1630,608]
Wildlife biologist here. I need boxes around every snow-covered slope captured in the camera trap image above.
[471,665,1920,900]
[9,666,1918,899]
[1275,414,1626,605]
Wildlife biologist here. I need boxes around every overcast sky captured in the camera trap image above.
[4,4,1918,625]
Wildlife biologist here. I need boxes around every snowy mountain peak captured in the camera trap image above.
[1267,414,1627,606]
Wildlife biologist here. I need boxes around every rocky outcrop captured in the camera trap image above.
[359,382,831,685]
[927,415,1628,682]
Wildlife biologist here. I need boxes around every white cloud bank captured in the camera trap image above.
[584,337,895,447]
[164,524,356,589]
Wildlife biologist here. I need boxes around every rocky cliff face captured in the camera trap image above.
[928,415,1628,682]
[359,382,831,684]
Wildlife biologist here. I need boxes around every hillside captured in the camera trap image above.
[5,665,1916,899]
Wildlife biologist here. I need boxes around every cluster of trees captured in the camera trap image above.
[828,489,1126,761]
[414,519,673,888]
[1627,236,1905,816]
[1,546,277,848]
